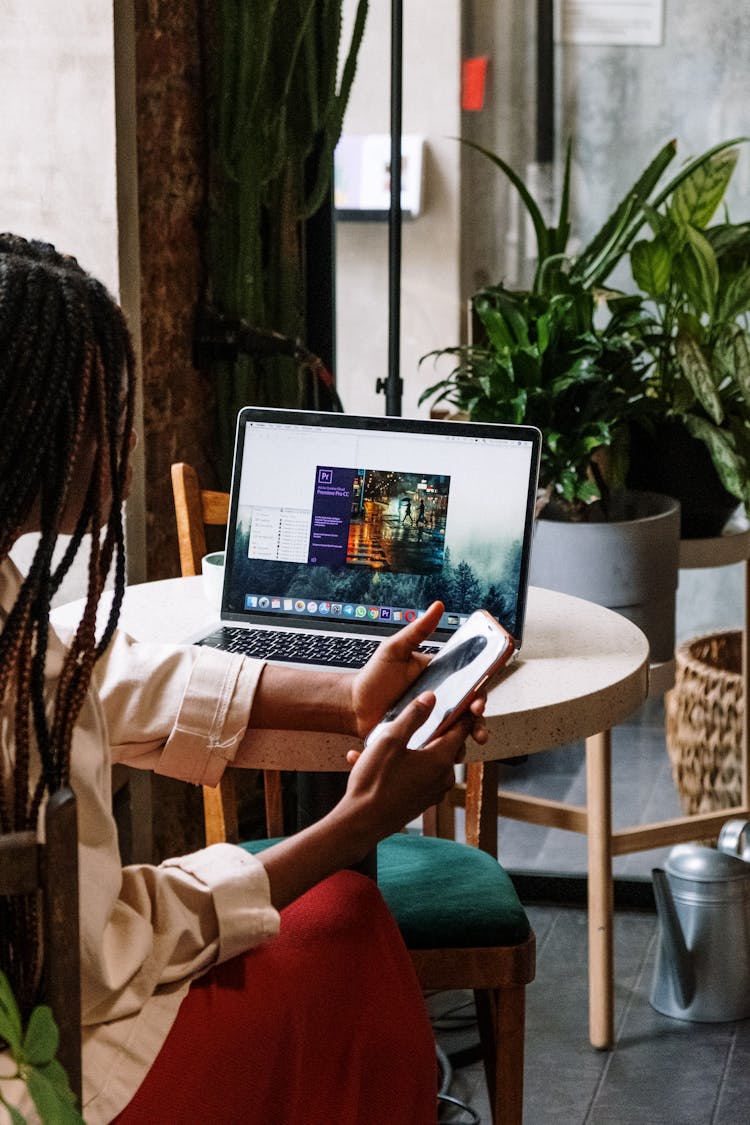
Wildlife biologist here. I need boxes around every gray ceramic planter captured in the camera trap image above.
[529,490,681,664]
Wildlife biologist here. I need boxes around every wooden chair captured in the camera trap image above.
[170,461,230,579]
[0,787,82,1105]
[170,461,535,1125]
[170,461,284,840]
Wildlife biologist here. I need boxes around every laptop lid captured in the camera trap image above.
[220,408,541,647]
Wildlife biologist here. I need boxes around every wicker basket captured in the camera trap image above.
[665,631,743,816]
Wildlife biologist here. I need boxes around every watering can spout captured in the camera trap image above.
[652,867,695,1010]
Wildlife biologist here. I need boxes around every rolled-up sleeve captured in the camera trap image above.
[92,629,265,786]
[83,844,280,1025]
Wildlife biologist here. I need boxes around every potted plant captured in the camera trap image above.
[422,280,652,517]
[420,139,743,660]
[625,143,750,536]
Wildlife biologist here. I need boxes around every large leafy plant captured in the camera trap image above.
[422,284,652,514]
[0,971,82,1124]
[629,144,750,507]
[422,136,746,515]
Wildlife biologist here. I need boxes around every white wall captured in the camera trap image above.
[0,2,118,290]
[2,2,120,604]
[335,0,462,419]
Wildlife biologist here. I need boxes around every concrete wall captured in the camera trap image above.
[557,0,750,637]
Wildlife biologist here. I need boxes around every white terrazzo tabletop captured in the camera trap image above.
[52,578,649,772]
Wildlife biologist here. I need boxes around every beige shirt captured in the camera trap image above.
[0,561,281,1123]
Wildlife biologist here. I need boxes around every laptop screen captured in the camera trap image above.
[222,409,540,643]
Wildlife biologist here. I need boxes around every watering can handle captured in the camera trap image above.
[652,867,695,1010]
[717,819,750,858]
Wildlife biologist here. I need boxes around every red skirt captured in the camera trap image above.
[114,870,437,1125]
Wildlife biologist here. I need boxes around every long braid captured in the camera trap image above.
[0,234,136,1016]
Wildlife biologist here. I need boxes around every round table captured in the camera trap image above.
[52,577,649,1049]
[53,578,649,769]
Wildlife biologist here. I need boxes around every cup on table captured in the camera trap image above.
[201,551,226,608]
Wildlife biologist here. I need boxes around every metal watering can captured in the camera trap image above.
[650,840,750,1022]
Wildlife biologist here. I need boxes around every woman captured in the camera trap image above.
[0,235,487,1123]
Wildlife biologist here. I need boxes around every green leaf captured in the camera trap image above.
[707,221,750,260]
[671,149,738,230]
[474,289,533,350]
[682,226,719,315]
[0,971,23,1054]
[717,269,750,321]
[676,332,724,423]
[36,1059,79,1107]
[550,357,600,394]
[476,304,515,352]
[459,138,551,262]
[606,137,749,287]
[576,478,603,504]
[573,138,677,285]
[27,1067,84,1125]
[558,469,577,503]
[23,1006,58,1068]
[510,349,542,387]
[716,326,750,409]
[650,137,747,213]
[684,414,745,500]
[549,138,573,255]
[631,236,672,297]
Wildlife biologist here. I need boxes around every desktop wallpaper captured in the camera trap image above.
[228,458,525,635]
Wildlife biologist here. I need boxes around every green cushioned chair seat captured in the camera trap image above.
[241,833,529,951]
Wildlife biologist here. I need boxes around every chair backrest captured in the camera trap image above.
[170,462,230,577]
[0,787,82,1104]
[170,462,285,841]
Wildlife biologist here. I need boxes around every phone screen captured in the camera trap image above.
[365,611,513,750]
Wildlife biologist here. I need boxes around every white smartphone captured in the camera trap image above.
[364,610,516,751]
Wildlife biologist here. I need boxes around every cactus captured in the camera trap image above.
[205,0,368,478]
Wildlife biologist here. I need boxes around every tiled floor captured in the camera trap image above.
[432,697,750,1124]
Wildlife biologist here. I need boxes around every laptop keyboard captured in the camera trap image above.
[198,627,440,669]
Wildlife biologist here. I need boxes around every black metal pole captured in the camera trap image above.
[536,0,555,164]
[386,0,403,416]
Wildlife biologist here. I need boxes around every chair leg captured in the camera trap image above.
[474,985,526,1125]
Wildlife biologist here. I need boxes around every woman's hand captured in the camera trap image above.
[345,600,488,752]
[257,690,481,909]
[340,691,473,839]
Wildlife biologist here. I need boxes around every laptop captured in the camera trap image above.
[193,407,541,670]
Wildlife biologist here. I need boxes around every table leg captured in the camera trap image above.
[586,730,614,1050]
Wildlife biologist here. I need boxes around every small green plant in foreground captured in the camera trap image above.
[0,971,83,1124]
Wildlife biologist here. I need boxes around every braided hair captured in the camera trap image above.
[0,234,135,1012]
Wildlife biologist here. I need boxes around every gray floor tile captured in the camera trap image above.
[432,689,749,1124]
[713,1021,750,1124]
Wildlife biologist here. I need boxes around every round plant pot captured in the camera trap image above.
[626,420,739,539]
[529,490,681,663]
